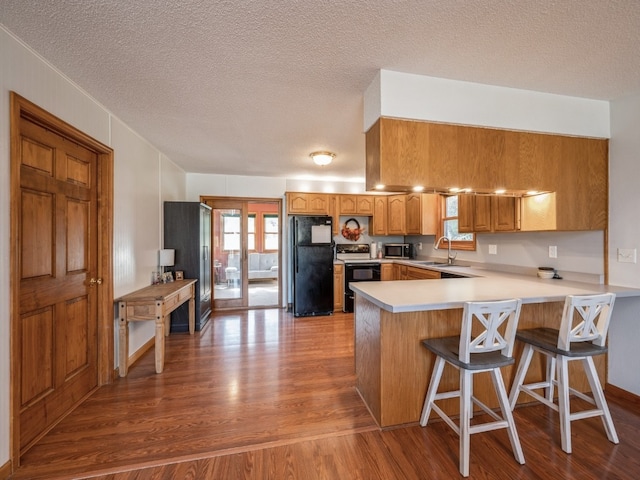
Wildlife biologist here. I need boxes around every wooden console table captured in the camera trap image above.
[117,279,197,377]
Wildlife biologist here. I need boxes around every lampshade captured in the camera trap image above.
[159,249,175,267]
[310,151,335,166]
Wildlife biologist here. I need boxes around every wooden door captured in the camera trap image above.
[16,114,100,453]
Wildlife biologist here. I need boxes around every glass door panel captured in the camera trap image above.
[206,198,281,311]
[212,201,246,309]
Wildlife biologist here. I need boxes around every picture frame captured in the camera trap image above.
[162,271,174,283]
[175,270,184,280]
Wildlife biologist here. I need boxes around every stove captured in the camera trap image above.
[336,244,381,312]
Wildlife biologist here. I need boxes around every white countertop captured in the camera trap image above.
[350,266,640,313]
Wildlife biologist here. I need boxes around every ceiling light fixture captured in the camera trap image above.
[310,151,335,166]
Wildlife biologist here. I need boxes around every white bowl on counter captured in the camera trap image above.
[537,269,555,279]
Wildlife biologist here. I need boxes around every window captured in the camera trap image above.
[439,195,475,251]
[222,214,240,251]
[264,214,279,250]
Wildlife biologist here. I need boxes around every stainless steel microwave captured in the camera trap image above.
[384,243,413,259]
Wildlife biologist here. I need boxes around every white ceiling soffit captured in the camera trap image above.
[1,1,639,181]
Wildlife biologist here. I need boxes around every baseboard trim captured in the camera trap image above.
[606,383,640,406]
[129,337,155,368]
[0,459,12,480]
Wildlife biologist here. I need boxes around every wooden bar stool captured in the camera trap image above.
[508,293,618,454]
[420,299,525,477]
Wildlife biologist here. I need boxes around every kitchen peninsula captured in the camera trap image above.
[351,270,640,428]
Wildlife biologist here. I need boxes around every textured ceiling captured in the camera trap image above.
[2,1,640,181]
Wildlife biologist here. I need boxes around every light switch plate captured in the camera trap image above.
[549,246,558,258]
[488,244,497,255]
[617,248,637,263]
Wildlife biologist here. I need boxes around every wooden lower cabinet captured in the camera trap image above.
[381,263,394,281]
[405,266,441,280]
[333,263,344,312]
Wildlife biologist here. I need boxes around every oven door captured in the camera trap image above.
[344,263,381,312]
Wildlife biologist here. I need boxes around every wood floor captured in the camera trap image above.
[11,309,640,479]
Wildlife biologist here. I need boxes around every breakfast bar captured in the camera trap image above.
[351,273,639,428]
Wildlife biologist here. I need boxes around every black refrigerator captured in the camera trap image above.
[290,215,334,317]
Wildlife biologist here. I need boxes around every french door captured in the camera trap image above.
[204,197,281,311]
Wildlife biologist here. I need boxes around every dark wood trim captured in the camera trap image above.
[9,92,114,469]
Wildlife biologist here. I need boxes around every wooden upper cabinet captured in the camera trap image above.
[458,195,519,233]
[372,196,388,235]
[356,195,374,215]
[339,195,374,215]
[366,117,609,231]
[405,193,438,235]
[387,195,406,235]
[492,196,520,231]
[339,195,358,214]
[286,192,329,215]
[458,195,474,234]
[473,196,492,232]
[329,195,340,235]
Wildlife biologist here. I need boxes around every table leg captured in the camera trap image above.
[155,301,165,374]
[118,302,129,377]
[188,293,195,335]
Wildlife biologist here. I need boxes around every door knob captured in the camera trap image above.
[89,278,103,286]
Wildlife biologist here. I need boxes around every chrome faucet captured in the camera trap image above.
[435,236,457,265]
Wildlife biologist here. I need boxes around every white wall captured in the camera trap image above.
[0,26,186,467]
[364,69,610,137]
[608,94,640,395]
[409,231,605,282]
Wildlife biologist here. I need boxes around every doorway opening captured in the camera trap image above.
[203,197,282,310]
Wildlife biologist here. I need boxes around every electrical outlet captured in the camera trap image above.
[617,248,637,263]
[488,244,497,255]
[549,246,557,258]
[417,242,423,251]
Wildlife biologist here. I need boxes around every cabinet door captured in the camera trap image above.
[372,196,388,235]
[406,266,441,280]
[356,195,374,215]
[333,263,344,312]
[329,195,341,236]
[492,196,519,231]
[387,195,406,235]
[339,195,357,214]
[381,263,394,281]
[405,194,422,235]
[473,196,492,232]
[287,192,328,214]
[458,195,475,233]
